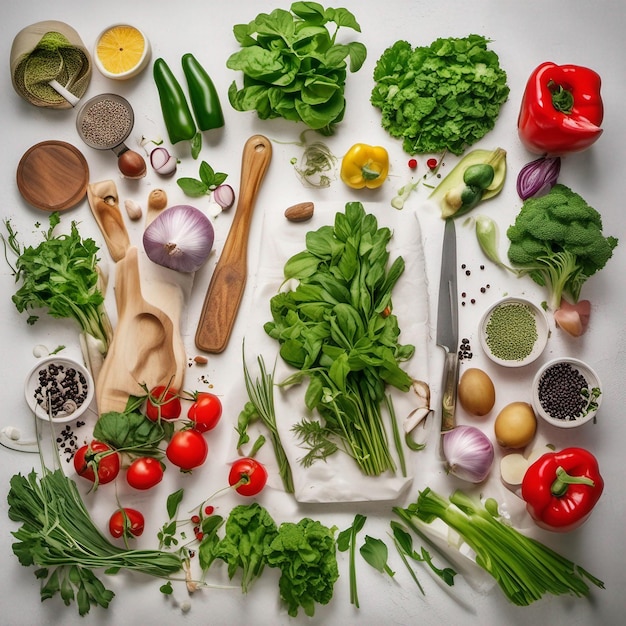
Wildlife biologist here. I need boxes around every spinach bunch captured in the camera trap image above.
[371,35,510,155]
[227,2,367,135]
[265,517,338,617]
[264,202,415,476]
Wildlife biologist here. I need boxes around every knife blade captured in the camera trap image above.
[436,218,459,437]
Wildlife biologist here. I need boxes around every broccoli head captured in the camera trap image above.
[507,184,618,308]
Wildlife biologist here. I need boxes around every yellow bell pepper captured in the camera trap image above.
[340,143,389,189]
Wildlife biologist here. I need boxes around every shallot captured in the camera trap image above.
[554,298,591,337]
[213,184,235,210]
[143,204,214,273]
[516,156,561,200]
[443,425,494,483]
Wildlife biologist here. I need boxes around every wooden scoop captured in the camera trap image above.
[87,180,130,261]
[96,246,183,413]
[195,134,272,353]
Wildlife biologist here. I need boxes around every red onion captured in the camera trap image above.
[150,146,177,176]
[213,184,235,210]
[443,425,494,483]
[143,205,214,273]
[516,156,561,200]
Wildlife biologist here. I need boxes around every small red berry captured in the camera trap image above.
[204,505,214,515]
[195,532,204,541]
[408,158,418,169]
[191,514,201,524]
[427,158,438,170]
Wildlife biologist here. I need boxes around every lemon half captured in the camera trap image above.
[94,24,150,80]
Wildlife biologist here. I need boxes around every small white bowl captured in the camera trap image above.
[532,357,602,428]
[24,356,94,423]
[479,297,549,367]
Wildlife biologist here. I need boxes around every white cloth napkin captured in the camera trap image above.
[242,201,432,503]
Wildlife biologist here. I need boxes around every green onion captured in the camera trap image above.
[395,487,604,606]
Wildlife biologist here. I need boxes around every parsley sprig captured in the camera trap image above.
[2,213,112,354]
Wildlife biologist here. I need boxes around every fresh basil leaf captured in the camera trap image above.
[291,1,326,24]
[177,177,209,197]
[327,7,361,31]
[347,41,367,73]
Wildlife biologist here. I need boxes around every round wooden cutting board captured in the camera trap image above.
[16,140,89,211]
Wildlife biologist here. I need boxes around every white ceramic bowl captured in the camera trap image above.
[532,357,602,428]
[93,24,151,80]
[24,356,94,423]
[479,296,549,367]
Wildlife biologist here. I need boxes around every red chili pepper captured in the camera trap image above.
[521,447,604,532]
[517,62,603,156]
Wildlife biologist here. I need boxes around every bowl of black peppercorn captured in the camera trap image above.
[531,357,602,428]
[24,356,95,423]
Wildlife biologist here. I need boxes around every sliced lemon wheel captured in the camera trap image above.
[94,25,150,80]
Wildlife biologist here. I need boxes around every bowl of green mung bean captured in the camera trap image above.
[532,357,602,428]
[479,297,549,367]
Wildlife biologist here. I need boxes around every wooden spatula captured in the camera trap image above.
[195,134,272,353]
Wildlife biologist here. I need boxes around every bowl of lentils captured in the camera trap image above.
[532,357,602,428]
[24,356,94,423]
[479,296,549,367]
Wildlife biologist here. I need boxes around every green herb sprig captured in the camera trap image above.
[2,213,112,354]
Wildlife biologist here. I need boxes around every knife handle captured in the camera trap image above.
[441,349,459,434]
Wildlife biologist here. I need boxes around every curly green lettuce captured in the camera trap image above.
[370,35,509,155]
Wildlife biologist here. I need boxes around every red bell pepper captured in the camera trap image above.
[517,62,603,155]
[521,447,604,532]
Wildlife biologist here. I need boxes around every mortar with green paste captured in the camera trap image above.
[10,20,92,109]
[479,296,549,367]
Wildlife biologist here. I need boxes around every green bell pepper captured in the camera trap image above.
[153,57,196,144]
[182,53,224,132]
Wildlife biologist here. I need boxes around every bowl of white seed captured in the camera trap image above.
[24,356,94,423]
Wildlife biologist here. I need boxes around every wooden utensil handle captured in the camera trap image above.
[195,135,272,353]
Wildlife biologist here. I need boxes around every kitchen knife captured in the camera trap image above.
[436,218,459,439]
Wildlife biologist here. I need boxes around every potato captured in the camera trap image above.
[458,368,496,416]
[494,402,537,449]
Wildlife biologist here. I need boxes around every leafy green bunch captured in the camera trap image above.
[371,35,510,155]
[265,517,339,617]
[2,213,112,354]
[264,202,415,475]
[227,2,367,135]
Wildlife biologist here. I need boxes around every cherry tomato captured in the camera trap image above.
[126,457,164,490]
[108,507,145,539]
[188,392,222,432]
[146,385,181,421]
[228,457,268,496]
[408,158,418,169]
[166,429,208,471]
[73,441,120,486]
[427,158,438,170]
